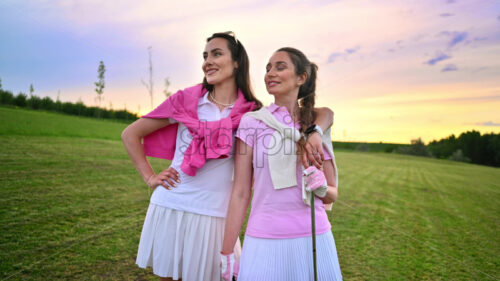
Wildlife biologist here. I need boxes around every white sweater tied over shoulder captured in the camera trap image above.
[244,107,338,209]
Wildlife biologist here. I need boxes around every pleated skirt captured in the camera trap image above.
[238,231,342,281]
[136,203,239,281]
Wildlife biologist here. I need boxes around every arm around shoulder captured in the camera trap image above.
[313,107,334,133]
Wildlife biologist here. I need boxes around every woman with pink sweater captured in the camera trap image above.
[122,32,334,281]
[221,47,342,281]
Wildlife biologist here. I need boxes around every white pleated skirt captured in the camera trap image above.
[238,231,342,281]
[136,203,240,281]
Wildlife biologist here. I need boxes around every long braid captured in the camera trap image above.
[277,47,318,157]
[297,64,318,157]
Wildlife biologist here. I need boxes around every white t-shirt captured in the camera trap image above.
[149,92,236,217]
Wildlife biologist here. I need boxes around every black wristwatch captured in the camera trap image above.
[304,124,323,137]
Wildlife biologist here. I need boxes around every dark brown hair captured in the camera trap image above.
[202,32,262,109]
[277,47,318,155]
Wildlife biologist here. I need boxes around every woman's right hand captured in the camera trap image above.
[146,167,180,190]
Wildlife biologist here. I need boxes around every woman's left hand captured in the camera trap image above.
[302,132,324,169]
[221,252,239,281]
[303,166,328,198]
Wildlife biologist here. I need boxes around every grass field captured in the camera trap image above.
[1,106,499,280]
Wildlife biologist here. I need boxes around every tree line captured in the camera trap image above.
[393,132,500,167]
[0,78,138,122]
[427,131,500,167]
[336,131,500,168]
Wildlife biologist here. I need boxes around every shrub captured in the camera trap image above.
[28,95,43,110]
[0,90,15,105]
[395,138,431,157]
[14,93,28,107]
[449,149,470,162]
[41,96,54,110]
[356,143,369,152]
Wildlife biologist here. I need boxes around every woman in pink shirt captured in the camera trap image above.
[221,47,342,280]
[122,32,335,281]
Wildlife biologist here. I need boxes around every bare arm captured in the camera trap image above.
[313,107,334,133]
[221,139,253,254]
[319,159,338,204]
[303,107,334,168]
[121,118,179,189]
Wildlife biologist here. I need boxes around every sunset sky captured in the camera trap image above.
[1,0,499,143]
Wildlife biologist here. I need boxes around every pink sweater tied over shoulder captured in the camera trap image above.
[142,84,257,176]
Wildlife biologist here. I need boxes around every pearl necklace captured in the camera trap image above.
[209,91,236,107]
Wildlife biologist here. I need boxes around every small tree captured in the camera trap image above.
[0,77,3,90]
[163,77,172,98]
[54,90,62,112]
[76,96,84,116]
[95,60,106,118]
[28,84,35,108]
[141,46,154,110]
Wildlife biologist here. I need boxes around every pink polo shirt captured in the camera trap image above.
[235,103,332,239]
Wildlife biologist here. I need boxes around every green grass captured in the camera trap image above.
[0,106,125,140]
[1,106,499,280]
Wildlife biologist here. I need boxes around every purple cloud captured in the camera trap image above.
[327,46,361,64]
[327,53,342,63]
[439,13,454,17]
[475,121,500,126]
[441,64,458,72]
[446,0,456,3]
[448,31,468,48]
[345,46,360,54]
[438,31,469,49]
[426,52,452,65]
